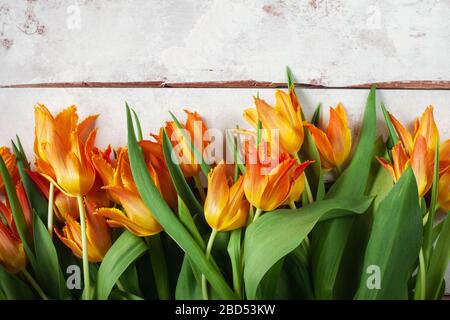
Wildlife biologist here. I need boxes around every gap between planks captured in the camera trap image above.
[1,80,450,90]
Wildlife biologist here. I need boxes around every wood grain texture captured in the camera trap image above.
[1,0,449,86]
[2,80,450,89]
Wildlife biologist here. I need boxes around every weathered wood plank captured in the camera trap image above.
[1,0,449,86]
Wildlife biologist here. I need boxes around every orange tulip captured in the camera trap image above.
[0,221,27,273]
[438,169,450,212]
[0,147,18,194]
[204,161,249,231]
[243,141,312,211]
[377,136,433,197]
[34,104,98,197]
[304,103,352,171]
[95,149,163,237]
[244,88,304,155]
[153,110,209,177]
[389,106,439,156]
[26,169,79,221]
[437,139,450,212]
[0,183,32,273]
[55,200,111,262]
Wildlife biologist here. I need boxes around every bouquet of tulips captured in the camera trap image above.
[0,70,448,301]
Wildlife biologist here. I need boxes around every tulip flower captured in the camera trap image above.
[204,161,249,231]
[153,110,209,178]
[140,140,178,210]
[34,103,99,299]
[55,200,111,262]
[0,147,18,194]
[243,141,312,212]
[243,89,304,155]
[304,103,352,171]
[389,106,439,156]
[377,136,433,197]
[0,219,27,274]
[95,149,163,237]
[0,183,32,274]
[34,104,98,197]
[438,139,450,212]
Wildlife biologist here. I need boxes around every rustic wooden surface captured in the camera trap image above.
[0,0,449,86]
[0,0,449,294]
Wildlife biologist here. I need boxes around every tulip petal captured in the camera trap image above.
[204,162,230,229]
[438,169,450,212]
[78,114,99,144]
[392,143,410,180]
[376,157,397,182]
[439,139,450,174]
[304,123,336,170]
[411,135,433,197]
[389,113,414,155]
[415,106,439,151]
[0,223,27,273]
[97,207,161,237]
[327,105,352,167]
[243,108,258,128]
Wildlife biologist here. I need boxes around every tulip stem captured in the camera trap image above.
[22,269,48,300]
[202,229,218,300]
[253,208,263,221]
[414,249,426,300]
[294,153,314,203]
[194,174,206,202]
[47,182,54,239]
[76,195,90,300]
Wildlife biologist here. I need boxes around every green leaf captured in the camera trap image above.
[131,108,143,141]
[178,196,204,249]
[96,231,147,300]
[380,103,399,151]
[311,86,377,299]
[12,142,48,224]
[146,234,171,300]
[33,215,70,299]
[175,255,202,299]
[0,156,31,246]
[126,106,237,299]
[299,129,325,201]
[256,120,262,146]
[282,246,315,299]
[356,168,422,299]
[119,263,143,298]
[0,266,35,299]
[0,156,36,268]
[423,137,440,262]
[161,129,204,216]
[311,103,322,127]
[226,128,245,176]
[227,229,242,296]
[243,196,373,299]
[426,214,450,299]
[169,111,211,176]
[109,289,145,300]
[286,66,306,120]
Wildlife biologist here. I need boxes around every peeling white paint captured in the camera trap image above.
[0,0,449,85]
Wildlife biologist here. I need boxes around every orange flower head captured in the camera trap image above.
[389,106,439,156]
[377,136,434,197]
[204,161,249,231]
[0,147,18,194]
[96,149,163,237]
[153,110,209,178]
[55,200,111,263]
[34,104,98,197]
[243,141,312,211]
[140,140,178,211]
[0,189,31,273]
[304,103,352,171]
[438,168,450,212]
[243,89,304,155]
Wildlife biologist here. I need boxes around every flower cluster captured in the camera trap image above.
[0,73,448,301]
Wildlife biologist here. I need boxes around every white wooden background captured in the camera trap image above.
[1,0,449,294]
